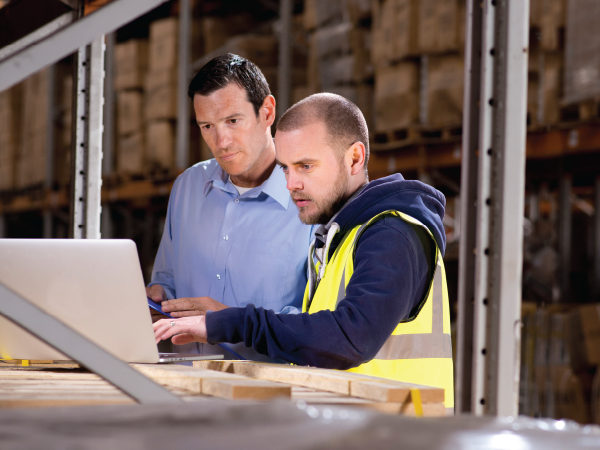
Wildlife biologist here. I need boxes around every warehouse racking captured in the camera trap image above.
[1,0,600,423]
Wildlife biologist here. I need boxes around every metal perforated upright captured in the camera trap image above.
[70,34,105,239]
[456,0,529,416]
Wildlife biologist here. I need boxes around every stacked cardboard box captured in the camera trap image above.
[563,0,600,118]
[0,84,22,191]
[16,69,49,189]
[54,70,73,187]
[300,1,373,128]
[143,18,179,173]
[372,0,465,134]
[528,0,566,126]
[520,303,600,423]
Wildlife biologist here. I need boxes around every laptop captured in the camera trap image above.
[0,239,222,364]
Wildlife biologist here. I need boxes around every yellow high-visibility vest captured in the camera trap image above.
[302,210,454,410]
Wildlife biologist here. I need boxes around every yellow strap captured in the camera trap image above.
[21,360,29,367]
[410,388,423,417]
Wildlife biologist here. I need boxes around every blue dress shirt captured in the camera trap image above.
[149,159,312,360]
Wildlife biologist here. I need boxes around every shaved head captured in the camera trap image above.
[276,93,369,171]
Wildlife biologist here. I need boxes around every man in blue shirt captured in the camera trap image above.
[146,54,312,360]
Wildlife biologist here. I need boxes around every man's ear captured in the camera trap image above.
[348,141,366,176]
[261,95,276,127]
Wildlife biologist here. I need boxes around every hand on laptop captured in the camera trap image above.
[146,285,168,323]
[160,296,229,317]
[153,316,207,345]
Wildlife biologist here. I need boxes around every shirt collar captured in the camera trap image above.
[202,161,290,210]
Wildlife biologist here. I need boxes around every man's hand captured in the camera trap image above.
[161,296,229,317]
[154,316,208,345]
[146,285,168,323]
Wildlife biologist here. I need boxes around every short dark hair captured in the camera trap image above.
[276,93,370,170]
[188,53,271,116]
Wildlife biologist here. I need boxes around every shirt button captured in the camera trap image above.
[223,235,229,240]
[216,274,221,280]
[234,198,239,203]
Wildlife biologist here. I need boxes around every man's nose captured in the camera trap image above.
[286,171,302,192]
[215,127,233,149]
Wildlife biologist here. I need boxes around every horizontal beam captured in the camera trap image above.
[0,0,168,92]
[0,282,182,404]
[0,12,73,62]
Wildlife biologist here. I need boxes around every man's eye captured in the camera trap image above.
[302,165,312,170]
[230,119,238,124]
[203,124,211,130]
[280,165,288,172]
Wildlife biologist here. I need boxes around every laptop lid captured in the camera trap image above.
[0,239,160,363]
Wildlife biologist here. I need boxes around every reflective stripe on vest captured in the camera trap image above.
[302,210,454,410]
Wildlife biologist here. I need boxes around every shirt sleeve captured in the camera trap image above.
[148,181,178,300]
[205,216,432,369]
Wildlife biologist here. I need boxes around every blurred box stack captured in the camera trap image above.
[114,38,148,176]
[528,0,566,127]
[300,0,373,128]
[16,69,50,189]
[371,0,465,140]
[562,0,600,121]
[520,303,600,423]
[144,18,178,175]
[0,84,22,192]
[54,68,73,188]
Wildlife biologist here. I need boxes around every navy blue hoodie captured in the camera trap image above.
[206,173,446,369]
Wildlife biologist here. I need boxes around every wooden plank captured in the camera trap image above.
[202,379,290,401]
[194,360,353,395]
[193,360,445,405]
[131,364,291,400]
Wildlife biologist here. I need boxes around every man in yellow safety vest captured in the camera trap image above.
[154,93,454,411]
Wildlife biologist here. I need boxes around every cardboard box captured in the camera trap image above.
[117,132,145,175]
[149,18,178,73]
[427,55,464,127]
[54,73,73,186]
[117,90,143,136]
[304,0,344,30]
[372,0,463,65]
[16,69,49,188]
[0,84,22,191]
[114,39,148,90]
[564,0,600,103]
[374,62,419,132]
[146,121,174,171]
[144,77,178,121]
[220,35,278,69]
[540,0,565,51]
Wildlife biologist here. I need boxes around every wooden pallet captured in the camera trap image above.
[0,361,446,416]
[371,125,463,151]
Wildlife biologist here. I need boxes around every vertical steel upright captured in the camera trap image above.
[277,0,293,117]
[558,175,572,301]
[456,0,529,417]
[70,33,105,240]
[594,177,600,301]
[176,0,191,171]
[44,65,56,239]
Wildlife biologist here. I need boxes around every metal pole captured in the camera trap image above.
[486,0,529,416]
[558,175,572,301]
[102,32,116,177]
[70,36,105,239]
[0,282,182,404]
[457,0,529,417]
[0,0,169,92]
[44,65,56,239]
[456,0,483,415]
[594,177,600,301]
[175,0,191,171]
[419,55,429,126]
[277,0,293,117]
